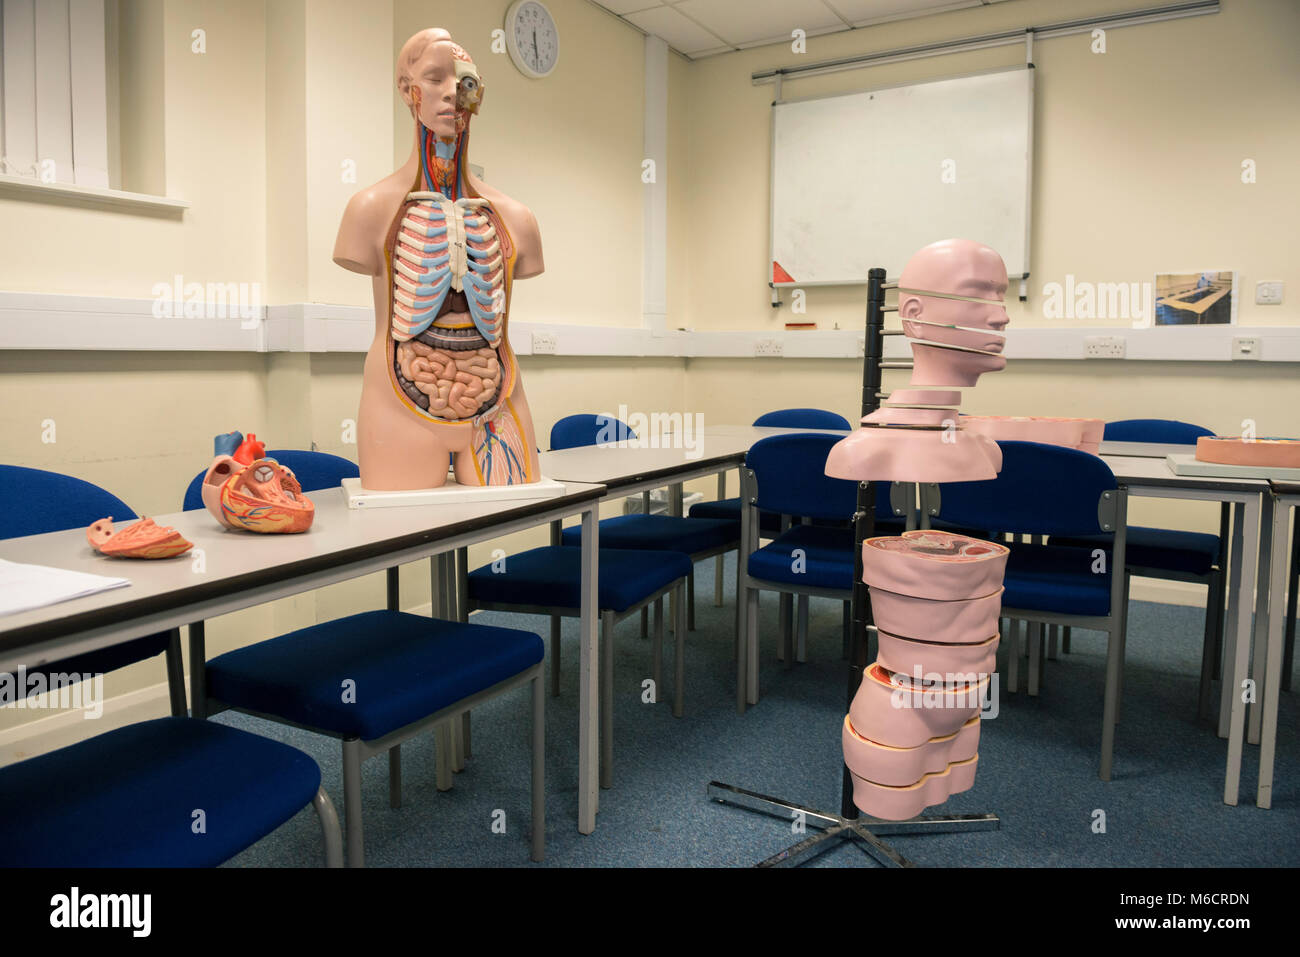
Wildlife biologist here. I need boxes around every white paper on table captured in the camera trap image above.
[0,558,130,617]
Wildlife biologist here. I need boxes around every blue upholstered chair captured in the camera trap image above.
[1052,419,1227,719]
[934,441,1130,780]
[181,450,547,866]
[0,465,342,866]
[466,543,691,791]
[690,407,853,533]
[550,414,739,637]
[738,433,869,707]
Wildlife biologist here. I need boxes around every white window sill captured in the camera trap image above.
[0,173,188,213]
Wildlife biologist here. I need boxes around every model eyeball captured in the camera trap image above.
[460,76,478,95]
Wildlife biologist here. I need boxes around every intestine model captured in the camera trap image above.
[826,238,1012,820]
[200,432,315,534]
[333,28,542,491]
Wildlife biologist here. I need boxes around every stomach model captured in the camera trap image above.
[200,431,315,534]
[385,190,532,485]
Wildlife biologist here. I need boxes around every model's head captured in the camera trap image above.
[397,28,483,141]
[898,239,1010,332]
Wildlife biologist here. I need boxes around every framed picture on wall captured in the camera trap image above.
[1153,270,1238,325]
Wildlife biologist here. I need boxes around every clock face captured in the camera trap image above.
[508,1,559,78]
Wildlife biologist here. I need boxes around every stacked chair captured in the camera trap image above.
[1051,419,1228,719]
[180,451,546,866]
[934,441,1131,780]
[0,465,342,866]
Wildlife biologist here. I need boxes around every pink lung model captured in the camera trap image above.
[827,239,1012,820]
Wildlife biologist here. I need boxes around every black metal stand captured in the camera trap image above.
[710,267,1000,867]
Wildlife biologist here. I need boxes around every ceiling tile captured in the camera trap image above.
[675,0,846,47]
[624,5,728,55]
[824,0,980,26]
[590,0,667,16]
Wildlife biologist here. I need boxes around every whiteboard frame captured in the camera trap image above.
[768,64,1035,287]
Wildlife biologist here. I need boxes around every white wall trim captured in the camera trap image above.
[2,291,1299,361]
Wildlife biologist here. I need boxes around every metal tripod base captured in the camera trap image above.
[708,781,999,868]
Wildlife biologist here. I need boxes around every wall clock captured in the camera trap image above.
[505,1,559,79]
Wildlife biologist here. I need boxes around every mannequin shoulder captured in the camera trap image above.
[334,174,410,275]
[474,182,544,279]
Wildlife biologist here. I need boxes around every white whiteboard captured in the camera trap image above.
[770,66,1033,286]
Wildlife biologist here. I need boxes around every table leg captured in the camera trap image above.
[1258,496,1290,808]
[578,505,599,834]
[1224,495,1260,806]
[1248,493,1274,745]
[1219,503,1245,739]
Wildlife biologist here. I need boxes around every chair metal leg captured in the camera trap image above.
[746,588,761,706]
[1115,571,1131,724]
[435,721,453,792]
[1005,619,1020,694]
[1198,566,1224,721]
[342,737,365,867]
[687,569,696,631]
[187,621,207,720]
[652,596,664,696]
[450,708,465,773]
[164,628,187,717]
[842,600,851,660]
[641,606,649,640]
[550,615,562,696]
[1100,626,1122,781]
[600,609,614,790]
[389,744,401,809]
[462,710,471,760]
[780,593,794,667]
[1047,625,1058,661]
[1027,622,1041,697]
[715,553,725,607]
[531,674,545,862]
[312,787,344,868]
[674,581,686,718]
[796,595,809,664]
[778,593,791,662]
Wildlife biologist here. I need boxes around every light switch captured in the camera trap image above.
[1255,280,1284,305]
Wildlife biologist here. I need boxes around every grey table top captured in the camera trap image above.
[1099,454,1270,492]
[0,480,605,656]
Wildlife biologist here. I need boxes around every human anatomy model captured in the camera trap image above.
[334,28,542,490]
[201,432,315,534]
[828,238,1013,820]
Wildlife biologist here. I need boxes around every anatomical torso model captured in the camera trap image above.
[828,239,1013,820]
[334,28,542,490]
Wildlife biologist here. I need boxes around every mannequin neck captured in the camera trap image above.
[416,122,467,199]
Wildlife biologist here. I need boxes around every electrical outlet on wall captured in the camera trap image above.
[531,331,558,355]
[755,338,784,357]
[1084,336,1126,358]
[1232,337,1260,360]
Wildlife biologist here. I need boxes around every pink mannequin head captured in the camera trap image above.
[898,239,1010,333]
[396,29,483,196]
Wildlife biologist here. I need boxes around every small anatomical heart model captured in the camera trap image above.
[200,432,315,534]
[86,517,193,559]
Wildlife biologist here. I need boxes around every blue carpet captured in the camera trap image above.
[222,553,1299,867]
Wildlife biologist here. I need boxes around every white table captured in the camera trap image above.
[0,480,608,835]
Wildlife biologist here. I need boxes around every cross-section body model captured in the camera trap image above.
[334,28,542,490]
